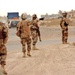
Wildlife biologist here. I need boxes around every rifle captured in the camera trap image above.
[39,17,45,20]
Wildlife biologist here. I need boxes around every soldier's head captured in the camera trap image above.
[32,14,37,20]
[62,12,67,17]
[21,13,27,20]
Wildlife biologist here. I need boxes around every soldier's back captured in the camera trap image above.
[21,20,30,35]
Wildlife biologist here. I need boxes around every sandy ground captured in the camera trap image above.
[4,26,75,75]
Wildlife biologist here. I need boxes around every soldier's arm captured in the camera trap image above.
[16,22,21,31]
[27,20,33,26]
[63,17,69,25]
[27,18,43,25]
[60,18,63,27]
[3,25,8,44]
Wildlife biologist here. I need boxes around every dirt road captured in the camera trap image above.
[6,26,75,75]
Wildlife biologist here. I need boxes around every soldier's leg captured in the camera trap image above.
[64,29,68,43]
[32,31,39,50]
[62,30,65,44]
[0,44,7,75]
[1,55,7,75]
[32,34,39,50]
[21,39,26,57]
[27,38,31,57]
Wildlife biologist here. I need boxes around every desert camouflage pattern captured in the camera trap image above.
[0,22,8,39]
[17,20,31,53]
[31,30,38,45]
[21,38,31,52]
[0,39,7,65]
[60,16,69,44]
[0,22,8,65]
[30,19,39,46]
[0,22,8,75]
[17,20,30,38]
[62,28,68,44]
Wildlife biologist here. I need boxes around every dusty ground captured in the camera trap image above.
[4,26,75,75]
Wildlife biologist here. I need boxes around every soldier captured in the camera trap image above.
[0,22,8,75]
[30,14,41,50]
[16,13,31,57]
[60,12,69,44]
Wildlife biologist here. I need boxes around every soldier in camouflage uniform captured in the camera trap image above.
[16,13,31,57]
[30,14,41,50]
[0,22,8,75]
[60,12,69,44]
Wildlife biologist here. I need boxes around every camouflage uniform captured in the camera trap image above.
[60,12,69,44]
[0,22,8,75]
[16,13,31,57]
[30,14,40,50]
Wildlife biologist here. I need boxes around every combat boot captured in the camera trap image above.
[27,51,31,57]
[32,45,39,50]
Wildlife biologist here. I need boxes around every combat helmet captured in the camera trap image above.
[32,14,37,18]
[21,13,27,20]
[62,11,67,17]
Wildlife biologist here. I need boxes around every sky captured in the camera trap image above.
[0,0,75,17]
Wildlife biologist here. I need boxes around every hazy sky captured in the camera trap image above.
[0,0,75,17]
